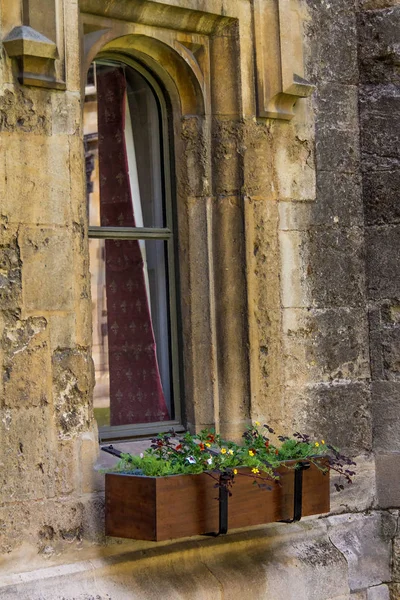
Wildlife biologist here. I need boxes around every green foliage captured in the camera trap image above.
[105,423,356,490]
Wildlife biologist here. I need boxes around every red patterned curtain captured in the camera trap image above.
[96,67,170,425]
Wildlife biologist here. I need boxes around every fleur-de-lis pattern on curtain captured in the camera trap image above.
[97,67,170,425]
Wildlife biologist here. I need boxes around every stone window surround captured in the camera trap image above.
[78,0,315,442]
[81,2,251,441]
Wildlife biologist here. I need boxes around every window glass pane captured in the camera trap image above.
[90,238,173,427]
[84,62,165,229]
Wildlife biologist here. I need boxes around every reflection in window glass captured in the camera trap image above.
[89,239,172,427]
[85,64,164,229]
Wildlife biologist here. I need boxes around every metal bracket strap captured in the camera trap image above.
[101,444,129,460]
[281,460,311,523]
[204,473,229,537]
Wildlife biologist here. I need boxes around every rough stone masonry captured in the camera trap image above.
[0,0,399,598]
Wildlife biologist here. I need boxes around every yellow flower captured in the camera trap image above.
[248,450,255,457]
[255,421,261,427]
[321,440,325,445]
[233,469,238,475]
[221,448,227,454]
[228,449,234,455]
[315,442,320,447]
[251,468,259,474]
[205,442,211,448]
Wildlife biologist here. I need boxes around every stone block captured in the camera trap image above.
[211,118,242,196]
[315,127,360,173]
[3,134,71,226]
[364,170,400,226]
[279,226,367,310]
[1,313,49,408]
[372,382,400,451]
[3,338,51,409]
[316,123,360,173]
[279,229,311,308]
[282,381,372,456]
[71,228,91,348]
[246,198,281,309]
[314,172,363,228]
[48,313,77,351]
[54,440,78,496]
[52,347,94,439]
[51,92,81,135]
[242,121,275,198]
[358,8,400,85]
[315,83,359,132]
[360,85,400,171]
[20,226,74,312]
[181,116,210,197]
[368,305,385,380]
[282,307,370,386]
[0,87,51,135]
[272,126,316,201]
[210,30,241,116]
[330,456,376,514]
[381,327,400,378]
[81,493,105,543]
[252,308,283,421]
[63,0,81,93]
[69,133,88,226]
[327,512,394,591]
[0,406,56,503]
[368,306,400,380]
[366,226,400,300]
[279,175,363,231]
[0,233,21,309]
[79,429,103,494]
[0,497,84,556]
[306,227,366,308]
[367,585,391,600]
[304,0,358,85]
[311,382,372,455]
[375,453,400,508]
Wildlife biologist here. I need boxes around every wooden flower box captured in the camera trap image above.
[105,460,330,541]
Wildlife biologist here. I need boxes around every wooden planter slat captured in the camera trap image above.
[105,461,330,541]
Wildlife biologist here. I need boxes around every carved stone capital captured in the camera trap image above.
[3,25,65,89]
[2,0,66,90]
[253,0,314,120]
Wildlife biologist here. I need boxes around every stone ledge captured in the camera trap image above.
[0,519,349,600]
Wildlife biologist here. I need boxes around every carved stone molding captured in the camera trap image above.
[253,0,314,120]
[2,0,66,89]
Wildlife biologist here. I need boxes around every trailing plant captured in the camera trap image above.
[107,423,356,493]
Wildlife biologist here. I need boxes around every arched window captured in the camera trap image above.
[84,58,182,440]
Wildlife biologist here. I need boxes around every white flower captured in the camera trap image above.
[186,456,196,464]
[140,453,144,458]
[207,458,213,465]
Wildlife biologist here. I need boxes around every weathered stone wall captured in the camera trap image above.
[0,0,100,562]
[357,2,400,598]
[0,0,399,598]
